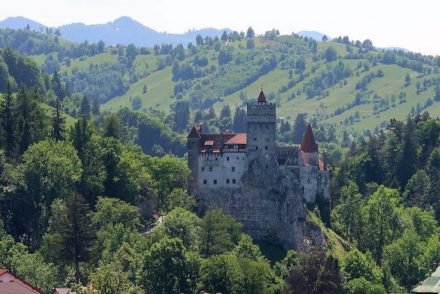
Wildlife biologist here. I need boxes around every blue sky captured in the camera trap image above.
[1,0,439,55]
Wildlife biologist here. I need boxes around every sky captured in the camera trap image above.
[1,0,439,55]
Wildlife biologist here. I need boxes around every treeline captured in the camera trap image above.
[329,113,440,291]
[0,28,105,59]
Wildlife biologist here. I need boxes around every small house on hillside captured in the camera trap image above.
[52,288,75,294]
[412,266,440,293]
[0,268,42,293]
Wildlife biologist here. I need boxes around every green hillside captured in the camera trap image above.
[5,28,438,137]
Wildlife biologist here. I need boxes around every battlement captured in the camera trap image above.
[246,103,276,116]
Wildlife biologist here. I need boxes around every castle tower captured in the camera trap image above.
[300,124,319,166]
[246,90,276,161]
[187,126,201,194]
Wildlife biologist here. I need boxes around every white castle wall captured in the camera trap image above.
[198,152,247,188]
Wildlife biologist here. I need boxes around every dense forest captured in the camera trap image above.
[0,27,439,293]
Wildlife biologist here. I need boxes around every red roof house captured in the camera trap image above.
[0,269,42,293]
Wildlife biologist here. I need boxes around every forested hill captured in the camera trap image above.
[1,27,440,140]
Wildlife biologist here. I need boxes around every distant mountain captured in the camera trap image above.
[0,16,229,47]
[297,31,328,41]
[0,16,46,31]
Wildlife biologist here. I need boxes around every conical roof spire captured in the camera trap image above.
[300,124,318,153]
[258,88,267,103]
[188,126,201,139]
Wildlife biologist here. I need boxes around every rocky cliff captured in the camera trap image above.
[196,156,326,251]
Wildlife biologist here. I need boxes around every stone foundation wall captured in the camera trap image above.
[196,156,326,251]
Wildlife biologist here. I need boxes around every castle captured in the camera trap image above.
[187,90,330,250]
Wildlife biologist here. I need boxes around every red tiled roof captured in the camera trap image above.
[199,133,247,153]
[224,133,247,145]
[300,124,318,153]
[258,90,267,103]
[0,269,42,293]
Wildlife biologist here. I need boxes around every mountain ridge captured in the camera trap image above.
[0,16,231,46]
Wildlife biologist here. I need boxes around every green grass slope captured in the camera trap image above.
[44,35,440,136]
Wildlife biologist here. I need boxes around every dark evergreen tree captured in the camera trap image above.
[0,83,16,157]
[193,110,203,124]
[51,72,64,101]
[16,86,32,155]
[284,252,344,294]
[246,27,255,38]
[221,31,228,41]
[397,117,418,189]
[45,193,95,282]
[79,96,91,119]
[207,107,216,120]
[70,117,93,160]
[173,101,190,132]
[365,136,384,184]
[233,108,247,133]
[103,114,120,138]
[220,105,231,120]
[92,98,100,116]
[52,96,65,141]
[16,86,47,155]
[292,113,307,144]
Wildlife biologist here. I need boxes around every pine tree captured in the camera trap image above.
[71,117,93,160]
[51,72,64,101]
[173,101,190,132]
[397,117,418,189]
[233,108,247,133]
[16,86,31,154]
[52,96,65,141]
[103,114,120,138]
[0,82,16,157]
[292,113,307,144]
[92,98,100,116]
[246,27,255,38]
[79,96,91,119]
[45,194,95,282]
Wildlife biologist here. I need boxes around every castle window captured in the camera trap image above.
[226,179,230,184]
[213,180,217,185]
[253,137,257,141]
[232,179,236,184]
[256,146,259,150]
[237,157,239,160]
[203,179,207,184]
[215,157,218,160]
[265,146,268,150]
[201,167,205,172]
[232,166,235,172]
[209,167,213,172]
[227,157,230,161]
